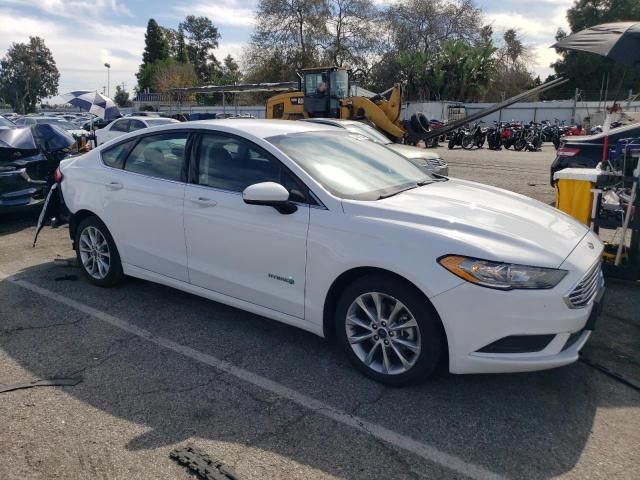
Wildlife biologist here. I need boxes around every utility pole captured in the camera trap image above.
[104,63,111,97]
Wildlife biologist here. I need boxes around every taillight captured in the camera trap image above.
[54,167,63,183]
[557,147,580,157]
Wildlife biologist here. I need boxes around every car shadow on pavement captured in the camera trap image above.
[1,260,639,479]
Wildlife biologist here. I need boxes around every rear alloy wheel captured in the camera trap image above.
[336,276,444,385]
[75,216,123,287]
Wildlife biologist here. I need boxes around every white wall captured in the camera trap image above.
[403,99,640,126]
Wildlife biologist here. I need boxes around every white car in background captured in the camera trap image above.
[302,118,448,176]
[48,119,604,385]
[96,116,179,145]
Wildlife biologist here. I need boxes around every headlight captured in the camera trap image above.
[438,255,567,290]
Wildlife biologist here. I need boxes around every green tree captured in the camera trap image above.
[485,29,538,101]
[113,85,131,107]
[549,0,640,99]
[175,28,189,63]
[397,38,496,101]
[366,0,483,94]
[179,16,221,83]
[0,36,59,114]
[137,19,170,91]
[245,0,329,82]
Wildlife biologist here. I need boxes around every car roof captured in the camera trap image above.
[302,118,362,128]
[178,119,339,138]
[121,116,178,122]
[569,121,640,141]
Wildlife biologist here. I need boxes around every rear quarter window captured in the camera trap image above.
[101,139,137,169]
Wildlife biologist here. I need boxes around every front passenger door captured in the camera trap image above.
[183,133,310,318]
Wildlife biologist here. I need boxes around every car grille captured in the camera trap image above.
[426,157,446,167]
[564,261,603,309]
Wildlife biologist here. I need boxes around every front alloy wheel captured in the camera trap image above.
[335,275,444,385]
[346,292,421,375]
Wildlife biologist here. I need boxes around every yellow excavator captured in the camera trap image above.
[265,67,428,143]
[172,67,568,145]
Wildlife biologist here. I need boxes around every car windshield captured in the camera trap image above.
[145,119,177,126]
[268,131,432,201]
[36,118,77,130]
[344,123,392,145]
[0,116,14,126]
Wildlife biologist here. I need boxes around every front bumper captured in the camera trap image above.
[431,232,604,374]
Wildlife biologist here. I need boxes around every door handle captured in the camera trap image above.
[191,197,217,207]
[105,181,123,191]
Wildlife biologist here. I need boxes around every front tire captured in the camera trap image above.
[75,216,123,287]
[335,275,444,386]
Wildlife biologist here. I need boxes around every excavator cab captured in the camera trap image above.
[302,67,349,118]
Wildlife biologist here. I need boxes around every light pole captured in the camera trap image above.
[104,63,111,97]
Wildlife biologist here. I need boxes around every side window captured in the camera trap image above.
[123,132,188,181]
[197,134,282,193]
[101,139,137,169]
[129,120,146,131]
[111,119,129,132]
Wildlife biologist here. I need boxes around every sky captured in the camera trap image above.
[0,0,573,101]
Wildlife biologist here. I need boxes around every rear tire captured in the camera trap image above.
[335,275,444,386]
[75,216,123,287]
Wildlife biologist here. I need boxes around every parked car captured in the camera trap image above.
[96,116,180,145]
[43,119,604,385]
[550,122,640,184]
[14,116,86,138]
[80,117,114,131]
[126,111,162,117]
[0,125,74,210]
[301,118,448,176]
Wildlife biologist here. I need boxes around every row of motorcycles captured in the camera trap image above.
[447,119,570,152]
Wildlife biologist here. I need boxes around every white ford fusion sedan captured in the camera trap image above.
[51,119,605,385]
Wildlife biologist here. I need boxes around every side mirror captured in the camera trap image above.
[242,182,297,214]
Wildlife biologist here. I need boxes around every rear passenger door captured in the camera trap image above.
[183,132,310,318]
[100,131,191,281]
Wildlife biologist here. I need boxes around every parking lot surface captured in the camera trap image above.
[1,145,639,479]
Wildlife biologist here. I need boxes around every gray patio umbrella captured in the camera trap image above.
[552,22,640,65]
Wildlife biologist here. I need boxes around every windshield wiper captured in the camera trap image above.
[377,184,419,199]
[376,178,436,199]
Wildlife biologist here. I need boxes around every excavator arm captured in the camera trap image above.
[350,89,406,139]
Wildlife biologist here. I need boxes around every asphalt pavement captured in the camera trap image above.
[0,144,638,480]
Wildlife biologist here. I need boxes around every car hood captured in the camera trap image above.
[388,144,441,160]
[341,178,589,268]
